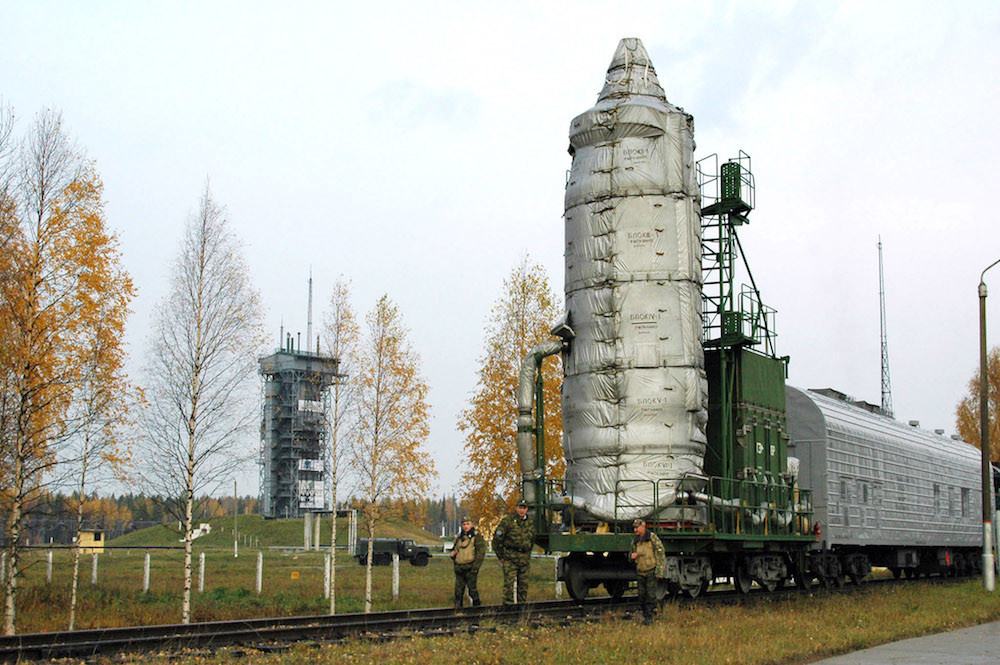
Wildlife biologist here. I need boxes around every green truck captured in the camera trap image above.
[355,538,430,567]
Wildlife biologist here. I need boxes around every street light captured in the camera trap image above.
[979,258,1000,591]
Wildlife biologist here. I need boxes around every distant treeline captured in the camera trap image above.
[8,492,469,546]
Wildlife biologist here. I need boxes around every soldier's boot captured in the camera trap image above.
[470,592,481,607]
[642,604,654,625]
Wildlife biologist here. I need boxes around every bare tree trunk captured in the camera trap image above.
[68,452,88,630]
[4,432,25,635]
[182,443,195,624]
[328,449,337,614]
[364,514,375,613]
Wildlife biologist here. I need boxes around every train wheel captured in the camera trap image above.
[734,564,754,595]
[604,580,627,601]
[890,567,901,580]
[681,579,709,599]
[565,563,589,603]
[655,579,673,603]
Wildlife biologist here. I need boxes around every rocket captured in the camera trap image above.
[559,38,708,521]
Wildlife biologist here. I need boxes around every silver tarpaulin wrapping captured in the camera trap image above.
[561,38,708,522]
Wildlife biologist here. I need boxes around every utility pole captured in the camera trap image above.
[979,258,1000,591]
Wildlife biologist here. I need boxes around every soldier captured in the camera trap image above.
[493,498,535,606]
[629,518,666,625]
[450,517,486,609]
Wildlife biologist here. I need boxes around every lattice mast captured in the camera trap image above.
[879,237,893,417]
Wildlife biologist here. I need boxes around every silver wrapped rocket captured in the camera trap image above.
[561,38,708,521]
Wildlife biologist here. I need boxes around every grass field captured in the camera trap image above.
[94,579,1000,665]
[14,544,563,632]
[107,515,443,549]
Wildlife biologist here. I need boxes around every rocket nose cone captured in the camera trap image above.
[598,37,667,102]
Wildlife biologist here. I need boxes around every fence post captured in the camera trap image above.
[256,551,263,595]
[143,551,150,593]
[47,551,52,584]
[0,552,5,587]
[91,553,98,586]
[554,555,562,599]
[348,510,357,553]
[392,553,399,602]
[198,552,205,593]
[313,515,320,551]
[324,552,331,599]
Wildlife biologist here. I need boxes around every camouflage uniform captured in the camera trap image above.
[493,511,535,605]
[630,529,666,624]
[451,526,486,608]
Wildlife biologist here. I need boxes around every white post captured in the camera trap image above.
[143,552,150,592]
[324,552,331,599]
[91,553,98,586]
[256,551,263,595]
[304,513,312,550]
[47,551,52,584]
[514,577,518,604]
[348,510,357,553]
[1,552,6,587]
[392,553,400,602]
[313,514,320,551]
[198,552,205,593]
[554,555,562,599]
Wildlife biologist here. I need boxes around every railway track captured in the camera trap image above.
[0,598,623,662]
[0,575,964,662]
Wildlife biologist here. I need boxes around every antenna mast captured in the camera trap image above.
[306,270,312,351]
[879,237,894,417]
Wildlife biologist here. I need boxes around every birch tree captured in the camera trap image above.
[141,184,264,624]
[350,296,435,613]
[64,251,136,630]
[457,258,563,529]
[0,109,133,635]
[321,276,358,614]
[956,346,1000,462]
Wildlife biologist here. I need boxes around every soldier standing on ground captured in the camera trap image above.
[629,518,666,625]
[493,498,534,606]
[450,517,486,609]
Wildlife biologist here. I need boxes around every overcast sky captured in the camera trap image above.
[2,1,999,498]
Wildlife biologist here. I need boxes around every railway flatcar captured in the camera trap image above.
[514,38,990,602]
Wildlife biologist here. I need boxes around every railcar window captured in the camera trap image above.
[962,488,970,518]
[933,484,941,515]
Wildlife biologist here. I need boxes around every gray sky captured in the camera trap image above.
[3,1,999,497]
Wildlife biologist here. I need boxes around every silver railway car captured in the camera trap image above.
[787,386,982,581]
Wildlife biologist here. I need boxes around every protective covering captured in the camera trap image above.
[561,38,708,522]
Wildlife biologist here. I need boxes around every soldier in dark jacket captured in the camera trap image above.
[630,518,666,625]
[450,517,486,609]
[493,498,535,606]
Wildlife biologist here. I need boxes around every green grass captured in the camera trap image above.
[96,580,1000,665]
[108,515,442,550]
[13,546,561,632]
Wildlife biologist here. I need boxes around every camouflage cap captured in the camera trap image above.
[632,518,646,527]
[516,498,528,507]
[460,516,473,523]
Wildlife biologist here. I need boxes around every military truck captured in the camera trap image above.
[355,538,430,567]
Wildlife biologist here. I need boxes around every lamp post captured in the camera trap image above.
[979,258,1000,591]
